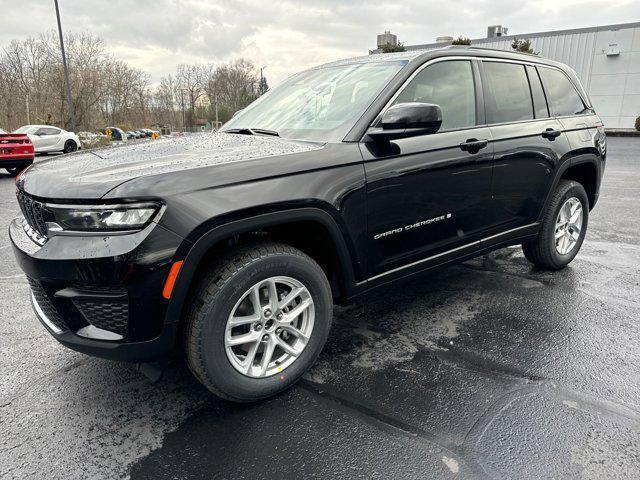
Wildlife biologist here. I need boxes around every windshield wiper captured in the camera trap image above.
[224,128,279,137]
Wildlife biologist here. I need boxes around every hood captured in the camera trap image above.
[21,133,323,199]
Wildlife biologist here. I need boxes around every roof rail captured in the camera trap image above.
[447,44,540,57]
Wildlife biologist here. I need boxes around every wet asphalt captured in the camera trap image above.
[1,138,639,479]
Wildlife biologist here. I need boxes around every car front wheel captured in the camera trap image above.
[183,242,333,402]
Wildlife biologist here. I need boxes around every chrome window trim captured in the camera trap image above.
[371,55,591,135]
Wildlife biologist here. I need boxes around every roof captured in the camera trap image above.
[313,45,563,70]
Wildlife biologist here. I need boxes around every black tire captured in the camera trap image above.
[5,166,26,177]
[522,180,589,270]
[183,242,333,402]
[63,140,77,153]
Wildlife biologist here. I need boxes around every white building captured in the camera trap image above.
[373,22,640,129]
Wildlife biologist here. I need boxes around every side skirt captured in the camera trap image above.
[352,223,539,298]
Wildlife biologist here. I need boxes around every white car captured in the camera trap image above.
[13,125,81,154]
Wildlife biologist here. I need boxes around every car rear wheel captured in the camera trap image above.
[63,140,77,153]
[522,180,589,270]
[183,242,333,402]
[5,167,25,176]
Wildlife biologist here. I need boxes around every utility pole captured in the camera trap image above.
[180,89,186,131]
[54,0,76,132]
[260,65,267,95]
[214,92,219,129]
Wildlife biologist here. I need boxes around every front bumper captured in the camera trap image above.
[10,215,185,362]
[29,289,179,361]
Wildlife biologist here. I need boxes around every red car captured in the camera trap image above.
[0,128,34,176]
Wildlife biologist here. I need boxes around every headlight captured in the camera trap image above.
[47,203,160,232]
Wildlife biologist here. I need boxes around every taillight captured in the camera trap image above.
[595,122,605,134]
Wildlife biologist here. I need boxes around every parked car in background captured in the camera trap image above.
[0,127,34,175]
[98,127,127,142]
[13,125,81,154]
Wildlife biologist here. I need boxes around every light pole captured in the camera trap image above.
[260,65,267,95]
[54,0,76,132]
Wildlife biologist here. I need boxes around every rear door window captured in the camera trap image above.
[483,62,534,124]
[538,67,587,117]
[526,66,549,119]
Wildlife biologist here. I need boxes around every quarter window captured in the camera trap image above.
[391,60,476,131]
[483,62,534,124]
[36,127,59,136]
[538,67,587,117]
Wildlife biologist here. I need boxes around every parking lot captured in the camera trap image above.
[1,137,639,479]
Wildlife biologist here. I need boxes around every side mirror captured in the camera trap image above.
[368,102,442,141]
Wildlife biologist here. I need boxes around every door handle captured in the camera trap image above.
[541,128,561,140]
[459,138,488,154]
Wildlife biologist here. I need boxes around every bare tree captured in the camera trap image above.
[176,64,206,128]
[0,31,269,133]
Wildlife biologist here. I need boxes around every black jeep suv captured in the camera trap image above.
[11,47,605,402]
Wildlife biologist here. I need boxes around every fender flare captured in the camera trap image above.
[538,153,600,221]
[163,207,359,325]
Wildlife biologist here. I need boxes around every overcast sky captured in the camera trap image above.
[1,0,639,86]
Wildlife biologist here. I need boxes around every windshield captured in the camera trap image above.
[222,61,406,142]
[13,126,33,133]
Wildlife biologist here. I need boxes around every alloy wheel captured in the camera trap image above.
[224,276,315,378]
[64,141,77,153]
[555,197,583,255]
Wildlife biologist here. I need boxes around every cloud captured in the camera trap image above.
[1,0,639,86]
